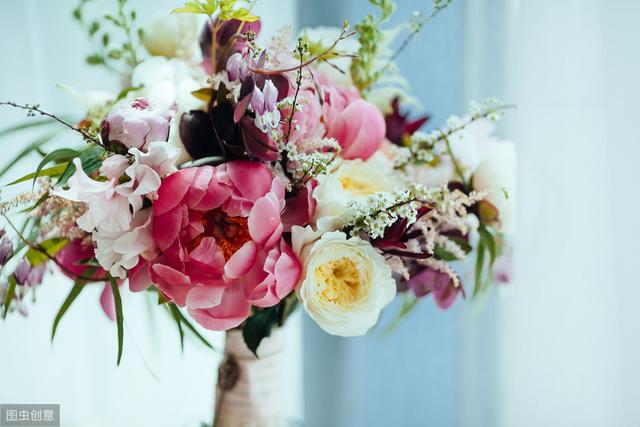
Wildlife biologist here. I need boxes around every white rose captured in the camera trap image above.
[292,226,396,337]
[142,13,199,60]
[313,153,401,222]
[472,142,517,234]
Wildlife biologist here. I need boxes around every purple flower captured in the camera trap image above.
[0,235,13,266]
[408,266,463,309]
[13,259,31,285]
[27,264,46,287]
[101,98,174,152]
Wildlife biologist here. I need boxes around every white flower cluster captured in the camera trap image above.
[469,98,506,122]
[345,183,441,239]
[284,138,340,181]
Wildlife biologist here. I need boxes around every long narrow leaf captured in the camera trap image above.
[0,118,56,138]
[167,303,185,351]
[170,304,214,350]
[32,148,78,187]
[51,282,85,340]
[473,238,486,297]
[1,276,17,319]
[6,163,68,186]
[0,130,61,179]
[109,277,124,365]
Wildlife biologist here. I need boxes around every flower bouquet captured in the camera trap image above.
[0,0,515,424]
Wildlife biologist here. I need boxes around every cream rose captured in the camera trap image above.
[313,153,401,222]
[472,142,517,234]
[292,224,396,337]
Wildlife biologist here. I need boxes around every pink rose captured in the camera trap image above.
[326,98,386,160]
[148,162,301,330]
[101,98,174,151]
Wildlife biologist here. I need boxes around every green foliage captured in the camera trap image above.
[73,0,142,75]
[165,302,215,350]
[51,281,86,340]
[57,144,106,186]
[172,0,259,22]
[350,0,396,93]
[109,277,124,365]
[0,129,62,181]
[25,238,69,267]
[6,163,68,186]
[473,224,499,297]
[242,306,279,357]
[32,148,79,187]
[1,276,17,319]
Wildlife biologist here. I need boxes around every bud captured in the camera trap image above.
[27,264,47,287]
[0,235,13,266]
[13,259,31,285]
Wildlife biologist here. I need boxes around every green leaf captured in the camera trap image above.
[89,21,100,36]
[25,237,69,266]
[1,276,17,319]
[473,237,486,297]
[172,1,207,15]
[478,225,497,267]
[51,281,85,340]
[109,277,124,365]
[382,292,419,336]
[242,307,279,357]
[32,148,78,187]
[57,144,106,186]
[0,118,56,139]
[167,303,214,350]
[167,303,185,351]
[6,163,68,186]
[86,53,104,65]
[0,130,61,180]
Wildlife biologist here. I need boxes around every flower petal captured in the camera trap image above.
[224,241,258,279]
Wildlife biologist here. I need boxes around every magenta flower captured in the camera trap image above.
[100,98,174,151]
[147,162,301,330]
[409,266,463,310]
[13,259,31,285]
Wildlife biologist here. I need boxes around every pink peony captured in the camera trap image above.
[101,98,174,151]
[147,161,301,330]
[283,88,325,146]
[325,98,386,160]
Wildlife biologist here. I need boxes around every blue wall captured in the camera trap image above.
[298,1,467,426]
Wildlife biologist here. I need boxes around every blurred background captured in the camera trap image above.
[1,0,639,426]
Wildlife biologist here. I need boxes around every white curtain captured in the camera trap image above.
[463,1,640,426]
[0,1,300,426]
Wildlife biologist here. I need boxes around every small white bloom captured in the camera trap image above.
[142,13,199,60]
[292,227,396,337]
[313,153,402,222]
[94,208,157,279]
[472,142,517,234]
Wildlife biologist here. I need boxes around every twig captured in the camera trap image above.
[250,24,354,76]
[0,101,104,147]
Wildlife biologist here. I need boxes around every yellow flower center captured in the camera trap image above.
[315,257,365,307]
[339,176,378,196]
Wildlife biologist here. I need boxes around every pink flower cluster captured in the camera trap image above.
[134,161,302,330]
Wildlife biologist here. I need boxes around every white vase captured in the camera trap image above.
[213,328,286,427]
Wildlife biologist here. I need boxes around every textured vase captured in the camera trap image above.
[213,328,286,427]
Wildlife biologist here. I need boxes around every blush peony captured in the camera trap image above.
[146,161,301,330]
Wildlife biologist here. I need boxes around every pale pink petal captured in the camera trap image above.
[185,286,225,309]
[129,260,152,292]
[273,241,301,299]
[187,285,251,331]
[100,283,116,321]
[224,241,258,279]
[248,193,283,247]
[154,168,197,215]
[224,161,272,202]
[153,205,183,251]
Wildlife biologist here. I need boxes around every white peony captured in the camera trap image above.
[313,153,402,223]
[142,13,199,60]
[292,226,396,337]
[472,142,517,234]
